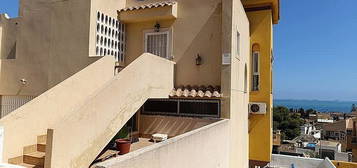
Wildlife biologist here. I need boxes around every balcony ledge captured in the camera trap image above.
[117,2,177,23]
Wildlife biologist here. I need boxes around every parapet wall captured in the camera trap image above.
[94,119,230,168]
[0,56,115,162]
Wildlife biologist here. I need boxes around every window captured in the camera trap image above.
[252,50,260,91]
[142,99,220,118]
[236,31,240,58]
[244,64,248,93]
[144,30,171,59]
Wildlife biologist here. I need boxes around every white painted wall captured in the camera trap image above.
[269,154,336,168]
[94,120,230,168]
[315,143,341,153]
[335,152,350,162]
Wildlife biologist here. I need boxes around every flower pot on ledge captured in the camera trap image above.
[116,139,131,155]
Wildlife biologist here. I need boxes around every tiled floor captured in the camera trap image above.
[130,138,154,151]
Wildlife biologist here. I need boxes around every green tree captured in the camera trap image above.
[273,106,305,140]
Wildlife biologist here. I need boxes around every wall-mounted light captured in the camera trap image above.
[154,22,161,32]
[20,78,27,85]
[196,54,202,65]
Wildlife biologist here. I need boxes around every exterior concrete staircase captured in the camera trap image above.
[9,135,47,168]
[0,54,174,168]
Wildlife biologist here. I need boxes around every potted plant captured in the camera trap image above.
[114,125,132,155]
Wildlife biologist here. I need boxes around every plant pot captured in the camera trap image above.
[115,139,131,155]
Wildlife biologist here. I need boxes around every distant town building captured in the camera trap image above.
[318,119,334,124]
[301,124,321,139]
[322,118,353,152]
[273,130,282,154]
[315,140,351,162]
[350,118,357,162]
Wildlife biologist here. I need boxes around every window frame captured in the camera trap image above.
[244,64,248,93]
[236,31,240,59]
[141,98,221,118]
[144,29,172,59]
[252,51,260,91]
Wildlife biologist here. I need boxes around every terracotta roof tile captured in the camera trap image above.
[169,85,222,98]
[119,1,176,12]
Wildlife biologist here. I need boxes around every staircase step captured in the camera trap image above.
[37,143,46,153]
[23,145,37,155]
[8,156,23,165]
[18,163,43,168]
[23,152,45,166]
[37,135,47,144]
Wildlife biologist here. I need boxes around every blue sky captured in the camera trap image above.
[1,0,357,101]
[0,0,18,18]
[273,0,357,101]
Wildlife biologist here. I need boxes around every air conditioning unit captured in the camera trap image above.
[249,102,267,114]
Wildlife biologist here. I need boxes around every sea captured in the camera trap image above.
[274,99,357,113]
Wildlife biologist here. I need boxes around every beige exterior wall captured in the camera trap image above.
[124,0,222,86]
[0,14,18,60]
[48,54,174,168]
[0,0,264,167]
[0,27,1,60]
[0,56,115,162]
[46,0,98,88]
[221,0,250,167]
[0,0,110,96]
[122,2,251,166]
[94,120,230,168]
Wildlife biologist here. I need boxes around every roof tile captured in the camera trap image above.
[169,85,222,98]
[119,1,176,12]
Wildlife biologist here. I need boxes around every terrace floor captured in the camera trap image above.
[91,115,222,167]
[92,138,155,166]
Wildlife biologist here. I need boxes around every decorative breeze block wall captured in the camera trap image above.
[95,11,125,62]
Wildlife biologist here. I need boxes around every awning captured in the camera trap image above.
[118,1,176,12]
[118,1,177,23]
